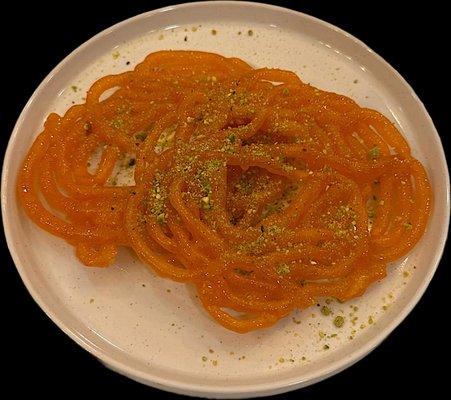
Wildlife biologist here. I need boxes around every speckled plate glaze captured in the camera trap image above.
[2,2,449,398]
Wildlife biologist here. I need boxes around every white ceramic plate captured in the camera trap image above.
[2,2,449,398]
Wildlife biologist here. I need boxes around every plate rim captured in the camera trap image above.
[2,1,449,397]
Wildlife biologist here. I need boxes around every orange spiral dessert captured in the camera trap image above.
[17,51,432,333]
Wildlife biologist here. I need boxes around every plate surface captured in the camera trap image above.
[2,2,449,398]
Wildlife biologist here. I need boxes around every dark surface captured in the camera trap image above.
[1,1,449,397]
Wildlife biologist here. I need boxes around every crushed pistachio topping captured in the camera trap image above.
[261,185,298,219]
[327,204,358,238]
[149,172,167,224]
[275,263,290,276]
[368,146,380,160]
[156,213,166,224]
[250,145,269,158]
[235,225,284,255]
[109,118,125,130]
[333,315,345,328]
[205,159,224,171]
[221,134,237,154]
[321,306,331,316]
[193,163,222,210]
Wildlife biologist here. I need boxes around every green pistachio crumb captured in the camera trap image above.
[110,118,124,130]
[321,306,331,316]
[368,146,380,160]
[200,196,211,210]
[156,213,166,224]
[333,315,345,328]
[275,263,290,276]
[205,159,224,170]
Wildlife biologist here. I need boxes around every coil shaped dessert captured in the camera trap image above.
[17,51,431,332]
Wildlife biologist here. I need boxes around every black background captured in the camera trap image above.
[1,0,449,397]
